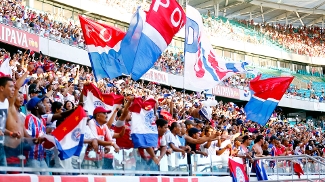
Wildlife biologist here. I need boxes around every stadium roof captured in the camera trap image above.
[188,0,325,27]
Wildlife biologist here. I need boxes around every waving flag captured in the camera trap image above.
[244,75,293,126]
[184,6,248,90]
[43,106,87,160]
[120,0,185,80]
[82,83,124,118]
[0,58,12,77]
[160,109,175,125]
[253,160,268,180]
[229,157,248,182]
[128,97,158,148]
[79,16,127,81]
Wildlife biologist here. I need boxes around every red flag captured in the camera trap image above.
[160,109,175,125]
[294,163,304,178]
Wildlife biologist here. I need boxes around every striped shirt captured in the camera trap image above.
[25,114,53,160]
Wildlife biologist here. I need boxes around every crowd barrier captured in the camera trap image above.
[0,174,325,182]
[2,135,325,180]
[0,175,232,182]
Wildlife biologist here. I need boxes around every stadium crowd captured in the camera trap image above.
[0,0,324,176]
[237,20,325,58]
[0,47,322,176]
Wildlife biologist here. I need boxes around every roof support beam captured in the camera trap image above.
[307,16,325,26]
[290,13,310,24]
[223,0,228,17]
[253,8,275,19]
[313,0,325,10]
[219,2,243,11]
[260,5,264,22]
[267,12,293,23]
[295,12,304,26]
[226,6,258,19]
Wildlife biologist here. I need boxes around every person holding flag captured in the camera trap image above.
[24,97,78,174]
[113,96,134,150]
[136,118,169,171]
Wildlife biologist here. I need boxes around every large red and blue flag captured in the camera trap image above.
[184,6,248,90]
[120,0,186,80]
[43,106,87,160]
[79,16,127,81]
[244,75,294,126]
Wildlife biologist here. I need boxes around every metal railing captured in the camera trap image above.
[249,155,325,182]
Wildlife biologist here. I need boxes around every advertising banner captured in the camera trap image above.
[212,85,240,99]
[0,24,39,52]
[141,69,169,85]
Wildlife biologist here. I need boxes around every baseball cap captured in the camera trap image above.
[194,118,204,124]
[184,119,195,126]
[93,107,111,115]
[26,97,42,110]
[188,127,200,136]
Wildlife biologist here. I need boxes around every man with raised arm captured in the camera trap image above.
[4,62,35,169]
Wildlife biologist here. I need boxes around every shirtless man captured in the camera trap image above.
[5,64,34,149]
[252,135,265,157]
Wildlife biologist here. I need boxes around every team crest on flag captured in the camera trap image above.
[71,128,81,142]
[144,110,156,132]
[94,100,105,107]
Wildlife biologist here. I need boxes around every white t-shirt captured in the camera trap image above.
[201,140,218,156]
[166,132,181,148]
[166,132,182,167]
[0,99,8,143]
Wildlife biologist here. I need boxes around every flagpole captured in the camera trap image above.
[182,0,187,120]
[183,0,194,177]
